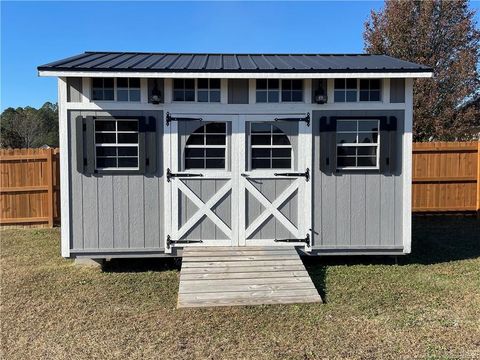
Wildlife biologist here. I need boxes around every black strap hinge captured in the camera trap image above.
[166,112,203,126]
[166,235,203,248]
[274,168,309,182]
[166,168,203,182]
[274,113,310,127]
[274,234,310,247]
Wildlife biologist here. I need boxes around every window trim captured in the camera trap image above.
[248,122,294,171]
[94,117,140,171]
[335,118,380,170]
[333,79,383,103]
[183,122,229,171]
[91,78,141,103]
[255,79,304,104]
[172,79,222,103]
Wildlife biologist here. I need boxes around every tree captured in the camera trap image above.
[364,0,480,141]
[0,102,58,148]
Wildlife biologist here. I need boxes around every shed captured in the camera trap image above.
[38,52,432,260]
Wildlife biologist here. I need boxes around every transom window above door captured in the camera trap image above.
[336,119,380,169]
[256,79,304,103]
[184,122,227,169]
[250,123,292,169]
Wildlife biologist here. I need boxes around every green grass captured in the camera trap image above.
[1,216,479,359]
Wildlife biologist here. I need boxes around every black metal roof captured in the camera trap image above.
[38,52,431,73]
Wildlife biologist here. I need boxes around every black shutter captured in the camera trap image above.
[138,116,146,174]
[388,116,398,173]
[319,116,336,173]
[379,116,398,174]
[75,115,85,173]
[85,116,95,174]
[145,116,157,174]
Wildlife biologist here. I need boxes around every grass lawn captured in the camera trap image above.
[1,216,479,360]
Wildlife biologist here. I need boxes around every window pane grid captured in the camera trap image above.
[250,123,292,169]
[184,123,227,169]
[336,119,379,169]
[95,119,139,170]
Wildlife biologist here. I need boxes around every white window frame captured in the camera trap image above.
[116,78,141,102]
[333,79,383,103]
[255,79,304,104]
[197,79,221,103]
[172,79,223,103]
[184,122,228,171]
[248,122,294,170]
[91,78,141,102]
[336,119,380,170]
[94,118,140,171]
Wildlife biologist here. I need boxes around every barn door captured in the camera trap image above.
[238,115,312,249]
[165,114,239,252]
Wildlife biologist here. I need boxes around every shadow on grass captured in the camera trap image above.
[101,215,478,303]
[302,214,479,302]
[102,257,181,273]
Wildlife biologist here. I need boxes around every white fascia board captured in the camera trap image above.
[38,70,433,79]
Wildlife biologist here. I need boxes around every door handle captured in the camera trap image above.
[166,168,203,182]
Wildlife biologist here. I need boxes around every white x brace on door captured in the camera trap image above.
[164,113,312,252]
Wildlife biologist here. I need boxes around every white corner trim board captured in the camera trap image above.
[402,78,414,254]
[39,70,433,79]
[58,77,70,258]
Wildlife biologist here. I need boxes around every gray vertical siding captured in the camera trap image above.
[228,79,249,104]
[68,110,165,253]
[390,79,405,103]
[311,110,404,250]
[66,78,83,102]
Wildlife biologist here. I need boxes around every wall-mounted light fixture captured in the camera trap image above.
[150,79,162,104]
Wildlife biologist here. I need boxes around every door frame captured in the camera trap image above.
[237,114,313,250]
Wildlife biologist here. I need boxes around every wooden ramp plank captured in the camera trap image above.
[178,246,322,308]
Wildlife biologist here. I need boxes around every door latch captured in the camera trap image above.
[166,168,203,182]
[274,168,309,182]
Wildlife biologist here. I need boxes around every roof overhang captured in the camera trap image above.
[38,70,433,79]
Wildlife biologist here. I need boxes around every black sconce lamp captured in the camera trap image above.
[150,79,162,104]
[314,86,328,104]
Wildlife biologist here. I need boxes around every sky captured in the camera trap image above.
[1,1,479,111]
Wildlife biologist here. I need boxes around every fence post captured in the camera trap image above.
[46,148,54,227]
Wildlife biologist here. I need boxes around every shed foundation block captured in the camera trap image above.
[74,258,104,267]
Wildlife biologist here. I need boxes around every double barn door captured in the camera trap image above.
[164,114,312,252]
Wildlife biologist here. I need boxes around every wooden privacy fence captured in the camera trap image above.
[412,141,480,212]
[0,148,60,227]
[0,143,479,228]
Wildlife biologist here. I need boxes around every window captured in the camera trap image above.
[256,79,279,103]
[250,123,292,169]
[173,79,195,101]
[184,123,227,169]
[334,79,357,102]
[94,118,139,170]
[281,80,303,102]
[360,79,381,101]
[334,79,382,102]
[92,78,114,101]
[336,119,379,169]
[117,78,140,102]
[198,79,221,102]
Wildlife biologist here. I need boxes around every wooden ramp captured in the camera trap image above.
[178,246,322,308]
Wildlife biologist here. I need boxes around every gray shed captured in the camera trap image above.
[38,52,432,260]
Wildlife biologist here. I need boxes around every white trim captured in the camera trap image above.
[58,77,70,258]
[403,79,413,253]
[39,70,433,79]
[163,112,172,253]
[81,77,90,103]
